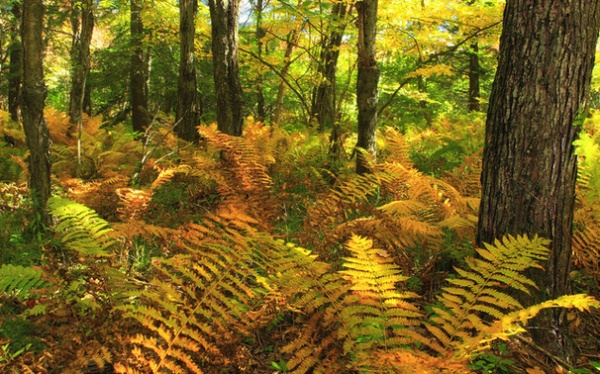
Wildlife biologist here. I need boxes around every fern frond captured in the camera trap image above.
[426,234,550,356]
[0,264,50,299]
[121,220,273,373]
[339,235,426,365]
[49,196,115,256]
[481,294,600,348]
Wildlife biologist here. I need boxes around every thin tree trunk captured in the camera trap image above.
[355,0,379,174]
[176,0,201,142]
[68,0,94,127]
[272,27,301,127]
[21,0,51,226]
[477,0,600,362]
[208,0,244,136]
[310,2,351,132]
[130,0,150,132]
[8,4,22,123]
[254,0,266,122]
[467,42,480,112]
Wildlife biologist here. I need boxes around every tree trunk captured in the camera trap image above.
[477,0,600,362]
[467,42,480,112]
[254,0,266,122]
[130,0,150,133]
[69,0,94,125]
[176,0,201,142]
[68,0,94,127]
[8,4,22,123]
[355,0,379,174]
[272,26,301,127]
[208,0,244,136]
[21,0,51,226]
[310,2,351,132]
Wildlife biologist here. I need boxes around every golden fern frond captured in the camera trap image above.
[338,235,426,366]
[49,196,115,256]
[425,234,550,356]
[375,350,473,373]
[380,126,414,168]
[116,188,152,222]
[442,150,482,198]
[257,237,350,374]
[121,243,265,373]
[481,294,600,350]
[572,210,600,288]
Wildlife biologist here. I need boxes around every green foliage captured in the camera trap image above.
[48,196,115,256]
[575,109,600,205]
[470,343,514,373]
[0,264,49,300]
[0,317,44,354]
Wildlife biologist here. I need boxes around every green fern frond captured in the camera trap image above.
[48,196,115,256]
[0,264,50,299]
[426,234,550,356]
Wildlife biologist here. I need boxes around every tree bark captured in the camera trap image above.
[477,0,600,362]
[254,0,266,122]
[355,0,379,174]
[68,0,94,127]
[8,4,22,123]
[176,0,201,142]
[310,2,351,132]
[467,42,480,112]
[208,0,244,136]
[21,0,51,226]
[130,0,150,133]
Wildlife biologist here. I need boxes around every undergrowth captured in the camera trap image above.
[0,109,599,373]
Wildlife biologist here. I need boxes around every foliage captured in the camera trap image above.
[0,264,49,301]
[48,196,115,257]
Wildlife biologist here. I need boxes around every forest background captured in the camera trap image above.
[1,0,600,373]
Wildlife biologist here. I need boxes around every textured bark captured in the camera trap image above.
[310,2,351,132]
[68,0,94,126]
[355,0,379,174]
[130,0,150,132]
[21,0,51,226]
[208,0,244,136]
[467,43,480,112]
[8,4,22,122]
[477,0,600,361]
[176,0,201,142]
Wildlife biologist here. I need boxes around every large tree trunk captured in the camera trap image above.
[68,0,94,127]
[130,0,150,133]
[355,0,379,174]
[176,0,201,142]
[467,42,480,112]
[310,2,351,132]
[21,0,51,226]
[477,0,600,362]
[208,0,244,136]
[8,4,22,123]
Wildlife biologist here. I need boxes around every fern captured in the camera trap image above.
[0,264,49,299]
[425,234,550,356]
[338,235,426,365]
[119,206,275,373]
[48,196,115,256]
